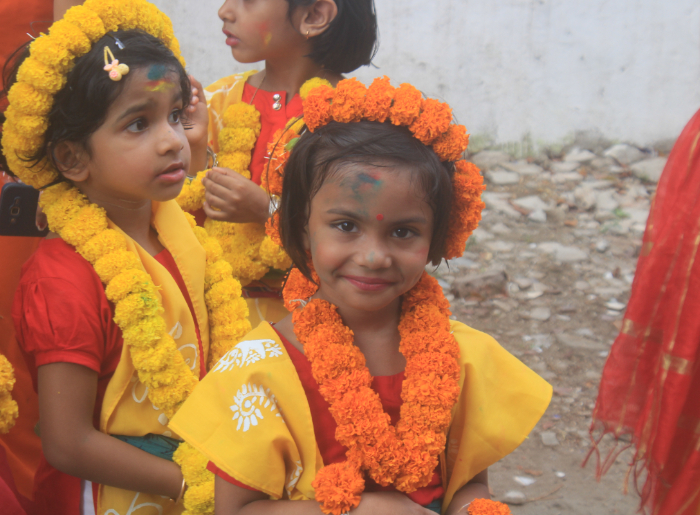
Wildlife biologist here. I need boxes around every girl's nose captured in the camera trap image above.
[355,237,391,269]
[157,125,185,155]
[218,0,235,22]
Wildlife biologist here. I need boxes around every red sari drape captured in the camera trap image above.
[590,108,700,515]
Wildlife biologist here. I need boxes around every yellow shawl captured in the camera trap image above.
[169,320,551,512]
[98,200,209,514]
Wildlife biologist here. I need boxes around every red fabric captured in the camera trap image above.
[13,239,202,515]
[241,82,303,186]
[590,108,700,514]
[212,327,444,505]
[0,446,30,515]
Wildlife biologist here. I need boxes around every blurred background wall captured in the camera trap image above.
[154,0,700,149]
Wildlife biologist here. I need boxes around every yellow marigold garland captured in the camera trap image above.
[0,354,19,434]
[175,81,332,285]
[0,1,250,513]
[283,269,460,515]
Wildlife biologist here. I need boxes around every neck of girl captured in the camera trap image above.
[259,55,342,101]
[88,194,164,256]
[320,293,407,376]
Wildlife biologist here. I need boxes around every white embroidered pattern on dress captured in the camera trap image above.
[212,339,283,373]
[230,383,282,432]
[286,460,303,498]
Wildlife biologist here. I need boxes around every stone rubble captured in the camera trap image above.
[429,141,664,496]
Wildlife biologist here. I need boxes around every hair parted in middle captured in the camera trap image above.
[279,120,454,280]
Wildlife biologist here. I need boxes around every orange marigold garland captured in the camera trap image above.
[283,269,461,514]
[363,76,395,123]
[329,77,366,123]
[389,83,423,126]
[444,160,486,259]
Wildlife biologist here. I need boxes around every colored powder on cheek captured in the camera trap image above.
[264,32,272,46]
[257,22,272,46]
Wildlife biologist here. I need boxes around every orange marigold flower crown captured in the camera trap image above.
[274,76,486,261]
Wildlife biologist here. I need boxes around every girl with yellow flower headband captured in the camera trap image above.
[177,0,379,328]
[169,78,553,515]
[1,1,251,514]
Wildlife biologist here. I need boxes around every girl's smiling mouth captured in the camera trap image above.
[342,275,394,291]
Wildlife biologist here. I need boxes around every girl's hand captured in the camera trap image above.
[203,168,269,224]
[185,75,209,174]
[354,492,436,515]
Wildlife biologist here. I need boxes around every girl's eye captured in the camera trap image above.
[393,228,414,239]
[336,221,356,233]
[126,119,147,132]
[169,109,182,124]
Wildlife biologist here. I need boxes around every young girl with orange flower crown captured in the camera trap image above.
[176,0,378,329]
[169,78,553,515]
[0,1,252,514]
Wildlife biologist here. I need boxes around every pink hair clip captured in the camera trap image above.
[103,46,129,81]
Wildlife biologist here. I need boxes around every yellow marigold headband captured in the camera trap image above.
[267,76,486,261]
[1,0,185,190]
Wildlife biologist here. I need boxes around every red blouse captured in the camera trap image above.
[241,82,303,186]
[12,238,203,515]
[208,328,444,505]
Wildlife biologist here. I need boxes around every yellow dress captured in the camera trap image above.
[169,320,552,513]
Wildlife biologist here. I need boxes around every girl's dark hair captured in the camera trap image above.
[0,29,190,179]
[288,0,378,74]
[278,121,454,280]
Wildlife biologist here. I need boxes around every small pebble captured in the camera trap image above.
[502,490,527,505]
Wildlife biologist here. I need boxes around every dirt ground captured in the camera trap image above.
[435,146,662,514]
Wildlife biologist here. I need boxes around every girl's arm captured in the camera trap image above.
[444,469,490,515]
[215,476,435,515]
[38,362,184,499]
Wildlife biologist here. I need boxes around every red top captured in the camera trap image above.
[241,82,303,186]
[208,328,444,505]
[12,238,203,515]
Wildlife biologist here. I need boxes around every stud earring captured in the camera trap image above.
[306,30,310,40]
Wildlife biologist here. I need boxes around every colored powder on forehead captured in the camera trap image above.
[145,79,174,92]
[376,214,384,221]
[147,64,168,81]
[355,172,383,194]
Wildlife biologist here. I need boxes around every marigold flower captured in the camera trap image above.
[218,152,252,177]
[222,103,261,136]
[409,98,452,145]
[389,83,422,126]
[363,76,395,123]
[303,84,334,132]
[94,250,142,283]
[130,341,175,372]
[122,316,167,348]
[105,269,158,303]
[300,77,333,99]
[432,124,469,162]
[330,77,367,123]
[7,82,53,116]
[62,6,106,42]
[219,127,257,154]
[0,390,19,434]
[312,461,364,515]
[60,204,109,247]
[48,19,91,57]
[468,498,512,515]
[444,160,485,259]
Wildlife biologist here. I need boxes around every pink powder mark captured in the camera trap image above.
[376,214,384,221]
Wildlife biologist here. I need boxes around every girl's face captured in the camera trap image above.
[305,163,434,315]
[218,0,307,63]
[74,66,189,207]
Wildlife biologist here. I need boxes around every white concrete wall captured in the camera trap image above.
[154,0,700,148]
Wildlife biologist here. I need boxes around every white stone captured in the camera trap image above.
[575,280,591,291]
[501,160,544,175]
[604,143,645,165]
[551,161,580,173]
[552,172,583,183]
[528,209,547,223]
[540,431,560,446]
[482,192,522,218]
[471,150,512,170]
[554,246,588,262]
[565,147,597,163]
[574,186,597,210]
[529,307,551,321]
[514,476,537,486]
[595,239,610,252]
[485,240,515,252]
[631,157,667,182]
[490,222,512,235]
[605,299,626,311]
[471,227,494,243]
[538,242,563,254]
[513,195,549,212]
[503,490,527,505]
[486,169,520,185]
[595,189,620,212]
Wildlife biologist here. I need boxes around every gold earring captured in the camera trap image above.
[306,30,310,40]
